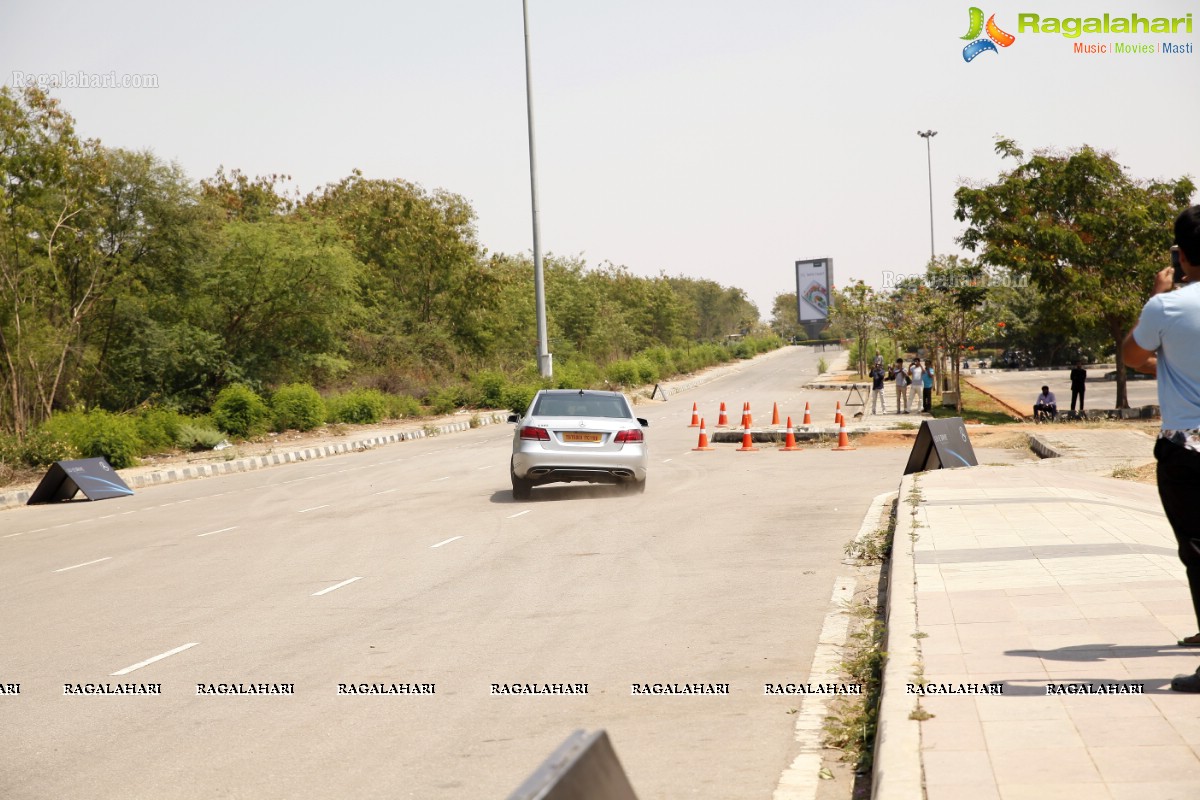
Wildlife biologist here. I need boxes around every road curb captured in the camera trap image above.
[0,413,509,512]
[871,474,924,800]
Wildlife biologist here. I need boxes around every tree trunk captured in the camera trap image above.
[1110,324,1129,409]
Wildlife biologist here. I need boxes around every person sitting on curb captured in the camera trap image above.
[1033,386,1057,421]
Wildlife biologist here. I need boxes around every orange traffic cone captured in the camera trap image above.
[746,402,754,427]
[802,401,812,426]
[693,418,714,451]
[771,402,781,426]
[740,402,749,429]
[736,422,758,452]
[833,400,842,423]
[716,402,729,428]
[688,402,700,428]
[833,415,856,451]
[780,416,801,451]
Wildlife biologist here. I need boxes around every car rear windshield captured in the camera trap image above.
[532,394,631,419]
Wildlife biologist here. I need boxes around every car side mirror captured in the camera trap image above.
[637,417,649,427]
[507,413,519,424]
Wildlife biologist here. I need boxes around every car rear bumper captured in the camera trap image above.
[512,448,647,484]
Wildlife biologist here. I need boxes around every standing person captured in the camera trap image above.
[1123,205,1200,692]
[922,359,935,413]
[908,359,924,415]
[891,358,910,413]
[1070,361,1087,415]
[1033,386,1057,421]
[869,361,887,415]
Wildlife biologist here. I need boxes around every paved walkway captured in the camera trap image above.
[876,427,1200,800]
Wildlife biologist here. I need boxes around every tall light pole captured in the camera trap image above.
[917,130,937,265]
[522,0,551,377]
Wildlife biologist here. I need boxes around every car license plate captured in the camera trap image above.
[562,432,602,443]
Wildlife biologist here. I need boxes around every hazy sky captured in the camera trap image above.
[4,1,1198,317]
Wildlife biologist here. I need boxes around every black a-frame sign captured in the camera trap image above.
[27,458,134,504]
[903,418,979,475]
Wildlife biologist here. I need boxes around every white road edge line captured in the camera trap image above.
[197,526,238,538]
[111,642,199,676]
[312,577,363,596]
[430,536,463,548]
[772,575,857,800]
[507,510,531,519]
[298,504,330,513]
[53,556,113,573]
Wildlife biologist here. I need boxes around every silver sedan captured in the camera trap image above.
[508,389,649,499]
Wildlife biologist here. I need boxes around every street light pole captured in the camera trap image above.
[522,0,551,378]
[917,130,937,265]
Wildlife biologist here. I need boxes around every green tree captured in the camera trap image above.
[914,256,993,414]
[769,292,804,341]
[956,138,1195,408]
[830,281,878,377]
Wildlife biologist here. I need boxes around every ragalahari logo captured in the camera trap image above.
[962,7,1016,61]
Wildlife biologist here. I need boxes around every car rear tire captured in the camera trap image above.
[511,471,533,501]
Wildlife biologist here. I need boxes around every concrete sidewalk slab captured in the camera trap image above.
[876,463,1200,800]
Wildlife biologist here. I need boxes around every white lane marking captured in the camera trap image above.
[312,577,363,596]
[197,526,238,538]
[53,557,113,573]
[111,642,199,676]
[507,510,531,519]
[4,527,46,538]
[431,476,450,482]
[772,577,858,800]
[121,510,138,515]
[663,458,673,463]
[98,514,116,520]
[430,536,463,549]
[372,488,398,496]
[298,504,330,513]
[476,466,490,471]
[53,523,71,529]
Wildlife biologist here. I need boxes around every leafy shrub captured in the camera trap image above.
[0,426,77,468]
[211,384,270,437]
[136,408,187,453]
[427,386,463,416]
[471,371,508,408]
[383,393,423,419]
[271,384,326,432]
[606,359,640,385]
[327,388,387,424]
[551,360,601,390]
[634,357,659,384]
[503,384,539,414]
[75,410,142,469]
[176,424,226,451]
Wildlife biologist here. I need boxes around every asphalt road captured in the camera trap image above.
[0,347,909,800]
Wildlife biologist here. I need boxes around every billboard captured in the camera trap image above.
[795,258,832,322]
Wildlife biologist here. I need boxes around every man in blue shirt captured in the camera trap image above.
[1124,205,1200,692]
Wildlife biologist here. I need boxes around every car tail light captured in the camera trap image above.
[614,429,643,443]
[520,426,551,441]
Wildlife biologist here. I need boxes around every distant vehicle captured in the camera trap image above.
[508,389,649,500]
[997,348,1034,369]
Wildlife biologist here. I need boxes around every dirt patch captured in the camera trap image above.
[1113,461,1157,485]
[853,431,918,448]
